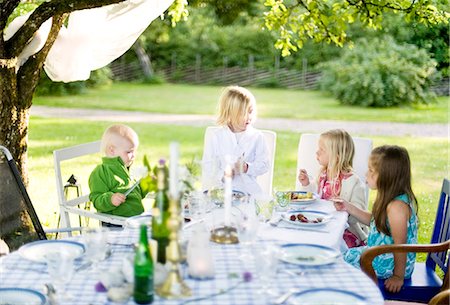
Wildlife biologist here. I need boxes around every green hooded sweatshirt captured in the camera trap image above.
[89,156,145,217]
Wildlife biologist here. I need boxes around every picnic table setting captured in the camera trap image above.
[0,143,384,305]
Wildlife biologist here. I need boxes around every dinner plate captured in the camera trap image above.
[280,210,331,227]
[290,288,368,305]
[280,243,340,266]
[0,287,46,305]
[288,191,319,205]
[18,240,85,263]
[124,212,152,229]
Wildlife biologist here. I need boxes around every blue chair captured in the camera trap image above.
[361,178,450,304]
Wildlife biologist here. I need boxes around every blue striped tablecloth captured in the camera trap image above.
[0,227,383,305]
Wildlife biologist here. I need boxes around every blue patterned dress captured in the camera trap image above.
[344,194,418,279]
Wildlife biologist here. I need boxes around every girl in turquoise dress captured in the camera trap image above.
[333,145,418,293]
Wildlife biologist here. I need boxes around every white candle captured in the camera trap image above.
[169,142,179,199]
[224,165,232,226]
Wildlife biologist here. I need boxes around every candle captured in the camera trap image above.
[187,226,215,279]
[224,164,232,226]
[169,142,179,199]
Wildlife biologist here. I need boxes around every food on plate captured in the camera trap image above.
[290,192,313,200]
[289,213,323,223]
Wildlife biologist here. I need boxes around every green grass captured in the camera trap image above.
[32,83,450,123]
[28,117,447,254]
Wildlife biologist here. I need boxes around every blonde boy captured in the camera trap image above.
[89,124,145,218]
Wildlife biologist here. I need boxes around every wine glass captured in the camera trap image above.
[235,203,259,261]
[45,252,75,301]
[82,227,108,271]
[254,246,280,295]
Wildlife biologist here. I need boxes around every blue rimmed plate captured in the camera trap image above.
[281,210,331,227]
[0,288,46,305]
[290,288,368,304]
[18,240,85,263]
[280,243,340,266]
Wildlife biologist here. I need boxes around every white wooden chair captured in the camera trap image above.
[295,133,373,191]
[202,126,277,197]
[53,141,126,233]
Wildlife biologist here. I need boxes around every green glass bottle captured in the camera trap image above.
[152,160,170,264]
[134,224,154,304]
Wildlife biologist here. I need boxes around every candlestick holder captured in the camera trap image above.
[210,225,239,244]
[156,195,191,298]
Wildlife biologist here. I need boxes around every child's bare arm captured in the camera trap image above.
[332,198,372,226]
[384,200,410,293]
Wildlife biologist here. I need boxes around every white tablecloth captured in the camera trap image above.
[0,205,383,305]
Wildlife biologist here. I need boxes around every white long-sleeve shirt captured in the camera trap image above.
[201,125,269,196]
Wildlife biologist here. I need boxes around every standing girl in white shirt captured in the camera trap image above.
[201,86,270,196]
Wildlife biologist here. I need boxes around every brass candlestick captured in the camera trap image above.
[156,195,191,298]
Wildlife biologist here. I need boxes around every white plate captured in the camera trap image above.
[288,191,319,205]
[290,288,368,305]
[18,240,85,263]
[0,288,46,305]
[281,210,331,227]
[124,213,152,229]
[280,243,340,266]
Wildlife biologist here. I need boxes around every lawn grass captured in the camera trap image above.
[32,83,450,123]
[28,116,447,256]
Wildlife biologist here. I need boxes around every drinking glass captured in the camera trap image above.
[255,246,280,294]
[236,205,259,261]
[254,196,275,222]
[274,189,290,212]
[45,252,75,301]
[82,227,108,271]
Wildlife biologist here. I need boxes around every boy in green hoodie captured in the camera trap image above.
[89,124,146,221]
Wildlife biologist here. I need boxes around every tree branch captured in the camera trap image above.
[17,13,67,108]
[0,0,20,56]
[0,0,20,30]
[6,0,127,57]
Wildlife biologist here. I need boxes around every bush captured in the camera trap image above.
[35,67,112,96]
[319,36,438,107]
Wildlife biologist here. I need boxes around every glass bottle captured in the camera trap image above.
[133,224,154,304]
[152,160,170,264]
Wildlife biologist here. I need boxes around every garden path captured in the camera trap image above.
[31,105,447,138]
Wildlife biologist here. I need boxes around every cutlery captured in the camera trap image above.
[77,248,113,271]
[273,288,303,305]
[124,179,141,196]
[44,283,58,305]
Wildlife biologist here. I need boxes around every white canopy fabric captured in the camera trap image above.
[4,0,174,82]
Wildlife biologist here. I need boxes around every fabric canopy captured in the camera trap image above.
[5,0,174,82]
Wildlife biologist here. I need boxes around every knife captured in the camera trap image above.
[124,179,141,196]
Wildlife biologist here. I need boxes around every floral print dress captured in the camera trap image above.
[343,194,418,278]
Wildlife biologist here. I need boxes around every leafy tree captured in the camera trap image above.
[319,36,438,107]
[264,0,450,56]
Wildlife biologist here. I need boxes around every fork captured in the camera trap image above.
[272,288,304,305]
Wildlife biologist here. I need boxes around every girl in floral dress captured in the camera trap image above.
[298,129,368,247]
[334,145,418,293]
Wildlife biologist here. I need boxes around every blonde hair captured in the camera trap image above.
[371,145,418,236]
[319,129,354,181]
[101,124,139,156]
[216,86,256,131]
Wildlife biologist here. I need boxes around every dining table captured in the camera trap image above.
[0,198,384,305]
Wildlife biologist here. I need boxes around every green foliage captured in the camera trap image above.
[319,36,438,107]
[35,67,112,96]
[263,0,450,56]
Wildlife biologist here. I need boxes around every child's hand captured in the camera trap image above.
[384,275,404,293]
[332,198,348,211]
[111,193,126,207]
[298,169,310,186]
[233,159,248,176]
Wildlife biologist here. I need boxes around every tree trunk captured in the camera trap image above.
[0,67,30,185]
[134,40,153,79]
